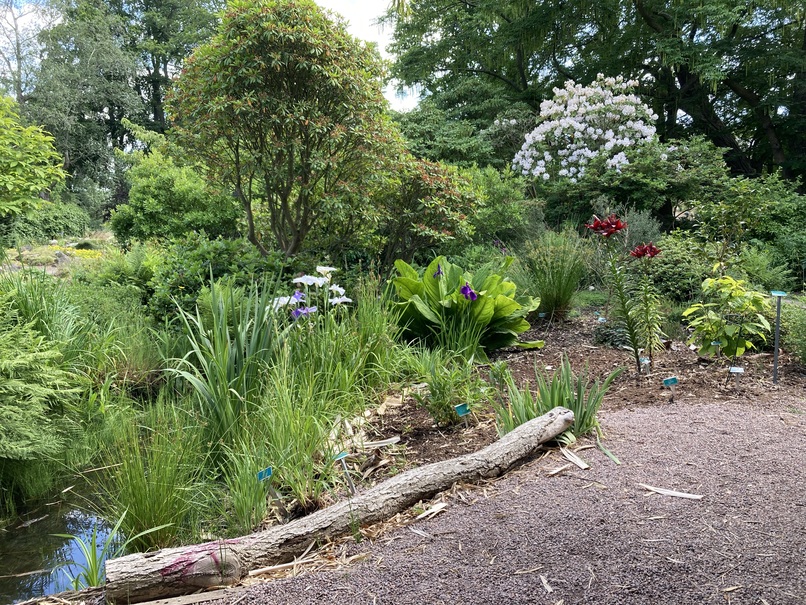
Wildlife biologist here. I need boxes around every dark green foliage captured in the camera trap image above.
[110,149,240,246]
[148,232,285,321]
[11,202,91,242]
[782,303,806,366]
[463,166,534,249]
[733,244,797,293]
[392,100,495,167]
[644,231,712,302]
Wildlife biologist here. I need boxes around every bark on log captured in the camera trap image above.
[106,406,574,603]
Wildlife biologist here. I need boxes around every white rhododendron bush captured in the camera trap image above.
[513,75,659,182]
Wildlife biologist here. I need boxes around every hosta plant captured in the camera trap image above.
[391,256,541,359]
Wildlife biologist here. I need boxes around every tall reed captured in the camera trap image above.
[99,401,203,550]
[170,277,287,458]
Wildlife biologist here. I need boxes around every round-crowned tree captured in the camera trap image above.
[168,0,395,256]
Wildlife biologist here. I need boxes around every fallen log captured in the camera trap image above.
[106,406,574,603]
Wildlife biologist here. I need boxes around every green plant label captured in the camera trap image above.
[662,376,679,387]
[257,467,273,481]
[454,403,470,417]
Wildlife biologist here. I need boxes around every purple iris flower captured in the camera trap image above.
[292,290,306,302]
[291,305,317,319]
[460,281,477,301]
[433,263,443,278]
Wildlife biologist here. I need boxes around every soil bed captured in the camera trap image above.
[192,313,806,605]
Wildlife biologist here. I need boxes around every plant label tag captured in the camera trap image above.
[454,403,470,417]
[711,341,721,347]
[770,290,787,298]
[662,376,679,388]
[597,317,607,323]
[729,367,744,374]
[257,467,273,482]
[334,451,348,461]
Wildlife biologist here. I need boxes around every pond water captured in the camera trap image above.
[0,498,111,604]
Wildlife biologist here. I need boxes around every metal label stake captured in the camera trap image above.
[662,376,678,401]
[334,451,356,495]
[257,466,282,505]
[729,366,744,389]
[454,403,471,428]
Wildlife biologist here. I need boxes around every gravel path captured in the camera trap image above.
[209,396,806,605]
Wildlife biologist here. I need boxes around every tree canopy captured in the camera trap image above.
[386,0,806,180]
[169,0,397,256]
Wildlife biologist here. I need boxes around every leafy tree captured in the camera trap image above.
[110,0,224,133]
[387,0,806,181]
[169,0,396,257]
[0,96,65,241]
[0,0,59,102]
[378,156,478,267]
[23,0,141,208]
[392,100,495,167]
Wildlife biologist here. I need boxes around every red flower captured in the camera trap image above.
[585,214,627,237]
[630,243,661,258]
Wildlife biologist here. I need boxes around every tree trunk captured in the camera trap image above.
[105,407,574,603]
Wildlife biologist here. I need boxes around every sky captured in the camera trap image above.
[314,0,418,111]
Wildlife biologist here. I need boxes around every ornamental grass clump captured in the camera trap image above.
[391,255,541,360]
[512,229,588,319]
[494,355,622,438]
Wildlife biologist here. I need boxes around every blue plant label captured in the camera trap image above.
[729,367,744,374]
[334,451,348,461]
[640,357,650,364]
[538,312,547,318]
[257,467,273,481]
[662,376,679,388]
[454,403,470,417]
[770,290,788,298]
[597,317,607,323]
[711,341,722,347]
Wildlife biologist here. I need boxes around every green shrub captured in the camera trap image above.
[391,255,541,359]
[683,275,771,358]
[733,243,797,293]
[0,322,79,510]
[110,147,240,246]
[11,201,91,242]
[644,231,712,302]
[463,166,534,249]
[411,348,489,426]
[782,303,806,365]
[512,229,588,318]
[148,232,285,321]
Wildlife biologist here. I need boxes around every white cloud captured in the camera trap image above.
[315,0,417,111]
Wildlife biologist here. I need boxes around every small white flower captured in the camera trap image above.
[293,275,329,287]
[329,284,346,296]
[328,296,353,305]
[316,265,337,276]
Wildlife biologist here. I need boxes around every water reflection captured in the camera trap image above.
[0,502,110,604]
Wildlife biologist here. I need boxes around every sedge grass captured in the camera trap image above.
[495,355,623,437]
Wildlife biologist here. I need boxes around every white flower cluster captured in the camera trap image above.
[513,74,658,183]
